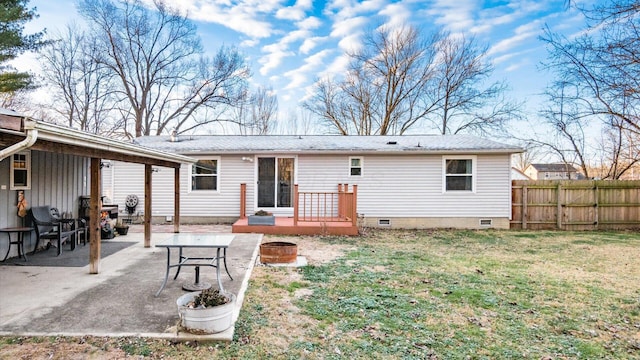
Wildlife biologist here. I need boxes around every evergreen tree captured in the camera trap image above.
[0,0,46,93]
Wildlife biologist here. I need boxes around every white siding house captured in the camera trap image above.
[105,135,523,229]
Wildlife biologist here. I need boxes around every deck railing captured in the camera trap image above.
[238,183,358,226]
[294,184,358,225]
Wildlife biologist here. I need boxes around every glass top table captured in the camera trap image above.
[155,233,235,296]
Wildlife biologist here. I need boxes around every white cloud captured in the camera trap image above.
[276,0,313,20]
[321,53,350,79]
[159,0,284,39]
[378,2,412,29]
[327,0,387,21]
[487,19,543,56]
[297,16,322,30]
[241,39,260,48]
[299,36,327,54]
[259,48,295,75]
[337,33,363,52]
[284,49,332,90]
[425,0,477,33]
[471,12,519,34]
[488,31,537,56]
[330,16,368,38]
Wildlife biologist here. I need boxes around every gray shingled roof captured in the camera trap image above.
[530,163,578,172]
[134,135,523,155]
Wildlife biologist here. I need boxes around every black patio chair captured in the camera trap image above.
[28,206,79,256]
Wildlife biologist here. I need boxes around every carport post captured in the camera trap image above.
[174,167,180,233]
[144,164,152,247]
[89,157,101,274]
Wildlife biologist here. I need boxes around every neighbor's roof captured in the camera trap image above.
[135,134,524,155]
[529,163,578,172]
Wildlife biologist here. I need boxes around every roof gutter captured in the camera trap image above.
[30,120,196,165]
[0,120,37,162]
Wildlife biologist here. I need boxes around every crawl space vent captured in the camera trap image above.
[378,219,391,226]
[479,219,492,226]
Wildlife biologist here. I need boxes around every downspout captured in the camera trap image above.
[0,120,38,161]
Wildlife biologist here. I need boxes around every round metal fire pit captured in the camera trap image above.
[259,242,298,264]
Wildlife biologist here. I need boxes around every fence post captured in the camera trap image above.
[351,185,358,226]
[240,183,246,219]
[293,184,299,226]
[557,183,563,229]
[594,183,599,228]
[522,185,528,230]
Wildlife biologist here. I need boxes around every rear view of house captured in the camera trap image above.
[104,135,522,231]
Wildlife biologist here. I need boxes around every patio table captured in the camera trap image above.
[155,233,234,297]
[0,227,33,262]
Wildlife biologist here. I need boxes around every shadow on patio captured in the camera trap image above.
[0,225,262,342]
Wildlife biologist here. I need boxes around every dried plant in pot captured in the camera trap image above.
[176,288,236,334]
[114,220,129,236]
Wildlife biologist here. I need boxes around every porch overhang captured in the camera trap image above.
[1,109,196,274]
[1,111,194,167]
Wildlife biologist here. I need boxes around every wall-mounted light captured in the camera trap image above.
[152,167,160,173]
[100,161,111,169]
[242,157,253,162]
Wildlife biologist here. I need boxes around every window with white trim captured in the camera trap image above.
[10,151,31,190]
[350,157,363,176]
[443,156,475,192]
[190,159,218,191]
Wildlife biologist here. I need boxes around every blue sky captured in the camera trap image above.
[20,0,592,134]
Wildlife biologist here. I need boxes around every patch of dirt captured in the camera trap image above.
[245,266,319,351]
[263,235,352,265]
[242,234,353,352]
[0,337,127,360]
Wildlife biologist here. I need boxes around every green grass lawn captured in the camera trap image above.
[1,229,639,359]
[232,229,639,359]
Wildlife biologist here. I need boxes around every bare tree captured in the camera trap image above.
[77,0,250,137]
[539,0,640,178]
[0,89,29,111]
[304,26,519,136]
[234,86,278,135]
[512,145,542,172]
[305,77,354,134]
[430,34,519,135]
[39,24,118,135]
[532,81,591,178]
[592,117,640,179]
[305,26,440,135]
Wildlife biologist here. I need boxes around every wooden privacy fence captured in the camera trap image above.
[511,180,640,230]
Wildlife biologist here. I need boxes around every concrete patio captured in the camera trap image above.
[0,225,262,342]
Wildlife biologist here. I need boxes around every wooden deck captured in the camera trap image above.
[232,217,359,236]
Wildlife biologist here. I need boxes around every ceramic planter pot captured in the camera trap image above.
[248,215,275,225]
[115,226,129,235]
[176,292,236,334]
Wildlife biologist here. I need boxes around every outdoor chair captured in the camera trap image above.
[51,206,87,245]
[28,206,81,256]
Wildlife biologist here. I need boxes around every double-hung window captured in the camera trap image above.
[443,156,475,192]
[350,157,363,176]
[191,159,218,191]
[10,151,31,190]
